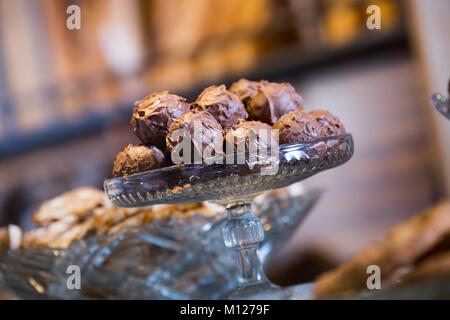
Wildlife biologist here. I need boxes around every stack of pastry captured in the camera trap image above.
[0,187,216,252]
[314,200,450,298]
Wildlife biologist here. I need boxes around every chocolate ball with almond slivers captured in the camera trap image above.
[273,109,325,145]
[166,109,224,165]
[192,85,248,129]
[309,110,346,136]
[131,91,189,151]
[229,79,267,105]
[225,119,276,155]
[112,144,165,178]
[247,82,303,125]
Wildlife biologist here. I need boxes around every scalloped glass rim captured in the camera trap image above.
[104,134,354,207]
[105,134,352,180]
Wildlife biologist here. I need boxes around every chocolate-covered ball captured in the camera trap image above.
[166,109,224,164]
[225,119,276,155]
[229,79,267,105]
[131,91,189,151]
[309,110,346,136]
[273,109,325,145]
[247,82,303,125]
[112,144,165,177]
[192,85,248,129]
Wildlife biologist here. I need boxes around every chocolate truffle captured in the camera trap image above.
[225,119,276,155]
[229,79,267,105]
[192,85,248,129]
[131,91,189,151]
[273,109,325,145]
[166,109,224,164]
[112,144,165,177]
[309,110,346,136]
[247,82,303,125]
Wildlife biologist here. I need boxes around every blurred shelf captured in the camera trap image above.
[242,28,409,82]
[0,28,408,160]
[0,107,131,159]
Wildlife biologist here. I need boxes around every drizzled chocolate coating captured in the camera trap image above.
[309,110,346,136]
[273,109,325,144]
[229,79,267,105]
[112,144,165,177]
[225,119,275,154]
[131,91,189,151]
[247,82,303,125]
[166,109,224,164]
[192,85,248,129]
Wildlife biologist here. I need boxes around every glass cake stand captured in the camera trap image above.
[104,134,354,299]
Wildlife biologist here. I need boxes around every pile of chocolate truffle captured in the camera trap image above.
[112,79,346,178]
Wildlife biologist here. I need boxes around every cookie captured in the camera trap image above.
[398,250,450,285]
[106,210,157,235]
[0,225,22,252]
[23,215,79,248]
[314,200,450,298]
[32,187,106,226]
[93,205,144,235]
[50,217,96,249]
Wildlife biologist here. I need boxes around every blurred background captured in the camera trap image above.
[0,0,449,285]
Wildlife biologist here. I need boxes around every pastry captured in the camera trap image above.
[112,144,165,177]
[166,109,224,164]
[309,110,346,136]
[229,78,266,105]
[192,84,248,128]
[0,225,22,252]
[131,91,189,151]
[314,200,450,298]
[273,109,325,144]
[224,119,276,156]
[246,82,303,125]
[32,187,106,226]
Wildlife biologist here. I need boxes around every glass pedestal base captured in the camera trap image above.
[228,282,286,300]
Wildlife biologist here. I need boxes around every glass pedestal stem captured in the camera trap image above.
[222,203,285,299]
